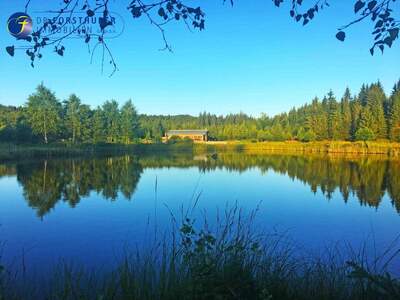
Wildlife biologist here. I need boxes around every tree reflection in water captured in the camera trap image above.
[1,153,399,217]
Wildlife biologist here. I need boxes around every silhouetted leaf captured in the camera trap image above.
[158,7,165,17]
[368,1,377,11]
[308,9,315,19]
[99,17,107,30]
[384,36,393,47]
[388,28,399,40]
[354,1,365,13]
[336,31,346,42]
[131,6,141,18]
[6,46,15,57]
[374,20,383,28]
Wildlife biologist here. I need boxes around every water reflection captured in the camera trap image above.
[14,156,143,217]
[1,153,400,217]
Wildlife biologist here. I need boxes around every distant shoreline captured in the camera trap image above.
[1,141,400,161]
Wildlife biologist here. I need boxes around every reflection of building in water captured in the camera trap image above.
[193,155,208,162]
[165,130,208,142]
[2,154,400,217]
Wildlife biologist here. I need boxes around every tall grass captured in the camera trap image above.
[194,141,400,156]
[0,204,399,300]
[2,140,400,162]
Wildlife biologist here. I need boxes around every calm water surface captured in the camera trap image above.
[1,152,400,273]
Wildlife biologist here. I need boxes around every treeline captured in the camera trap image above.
[0,81,400,144]
[141,81,400,142]
[0,84,140,144]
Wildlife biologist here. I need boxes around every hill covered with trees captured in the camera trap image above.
[0,80,400,144]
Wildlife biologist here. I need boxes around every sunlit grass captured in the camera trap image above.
[2,140,400,164]
[195,140,400,156]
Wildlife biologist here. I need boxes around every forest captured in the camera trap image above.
[0,80,400,144]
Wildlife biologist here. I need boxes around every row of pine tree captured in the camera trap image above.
[0,81,399,144]
[143,80,400,142]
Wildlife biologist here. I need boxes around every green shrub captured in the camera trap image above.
[355,127,376,141]
[297,128,317,142]
[167,136,181,144]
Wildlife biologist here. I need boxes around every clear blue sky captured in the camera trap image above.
[0,0,399,116]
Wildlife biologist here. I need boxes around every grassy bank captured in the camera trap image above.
[0,142,195,162]
[194,141,400,156]
[1,206,399,300]
[1,141,400,162]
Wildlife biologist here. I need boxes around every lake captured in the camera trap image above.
[1,152,400,276]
